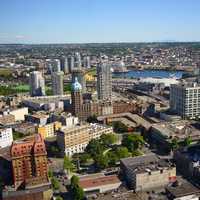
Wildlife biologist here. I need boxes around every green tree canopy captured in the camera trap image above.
[63,155,74,174]
[113,121,128,133]
[100,133,117,147]
[86,139,104,158]
[170,138,179,150]
[94,153,109,170]
[51,177,60,191]
[115,146,130,159]
[70,175,85,200]
[184,136,192,146]
[122,134,144,152]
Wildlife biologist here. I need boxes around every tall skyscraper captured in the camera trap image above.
[29,71,45,97]
[75,52,82,69]
[60,57,69,74]
[97,62,112,101]
[72,69,86,93]
[52,71,64,95]
[10,134,49,189]
[68,56,75,72]
[83,56,91,69]
[71,77,83,119]
[52,59,61,72]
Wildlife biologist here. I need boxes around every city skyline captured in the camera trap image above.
[1,0,200,44]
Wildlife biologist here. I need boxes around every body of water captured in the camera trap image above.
[113,70,183,79]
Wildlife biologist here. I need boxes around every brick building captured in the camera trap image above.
[10,134,49,189]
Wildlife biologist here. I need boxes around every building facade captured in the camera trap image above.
[10,134,49,189]
[97,62,112,101]
[170,83,200,119]
[52,71,64,95]
[120,154,176,191]
[37,121,62,139]
[29,71,45,97]
[57,125,90,156]
[0,128,13,148]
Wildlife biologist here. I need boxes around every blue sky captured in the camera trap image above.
[0,0,200,43]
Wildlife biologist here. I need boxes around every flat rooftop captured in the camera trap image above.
[166,181,200,198]
[79,175,121,189]
[152,120,200,141]
[121,154,173,174]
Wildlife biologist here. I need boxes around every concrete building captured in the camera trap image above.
[88,123,113,140]
[57,125,90,156]
[60,57,69,74]
[74,52,82,69]
[14,122,37,135]
[51,59,61,72]
[170,82,200,119]
[68,56,75,72]
[22,95,68,111]
[6,107,28,121]
[29,71,45,97]
[0,128,13,148]
[174,145,200,184]
[79,173,121,194]
[83,56,91,69]
[50,113,78,127]
[51,71,64,95]
[25,113,49,126]
[97,62,112,101]
[0,114,15,126]
[165,181,200,200]
[57,124,113,156]
[72,69,86,93]
[120,154,176,191]
[37,121,62,139]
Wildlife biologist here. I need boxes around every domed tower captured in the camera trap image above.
[71,77,83,118]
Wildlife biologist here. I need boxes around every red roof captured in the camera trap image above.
[79,175,121,189]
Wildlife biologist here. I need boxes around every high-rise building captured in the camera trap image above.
[52,59,61,72]
[10,134,49,189]
[68,56,75,72]
[170,82,200,119]
[52,71,64,95]
[75,52,82,69]
[29,71,45,97]
[60,57,69,74]
[83,56,91,69]
[71,77,83,119]
[72,69,86,93]
[97,62,112,101]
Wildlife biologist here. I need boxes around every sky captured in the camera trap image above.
[0,0,200,44]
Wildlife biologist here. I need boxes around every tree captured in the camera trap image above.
[73,185,85,200]
[85,139,104,158]
[100,134,117,147]
[95,153,109,170]
[63,155,74,174]
[184,136,192,147]
[122,134,144,152]
[79,153,91,165]
[107,151,118,166]
[51,177,60,191]
[48,169,53,178]
[113,121,128,133]
[170,138,179,150]
[87,115,98,123]
[70,175,85,200]
[115,147,130,159]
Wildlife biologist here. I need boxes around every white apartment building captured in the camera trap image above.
[0,128,13,148]
[170,82,200,119]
